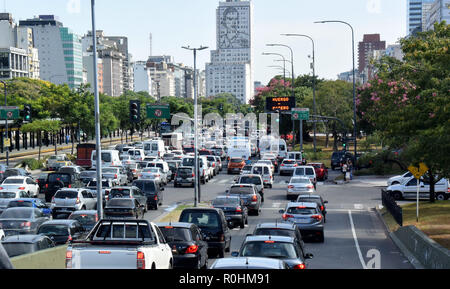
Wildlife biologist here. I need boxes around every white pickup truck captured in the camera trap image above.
[66,220,173,269]
[386,176,449,201]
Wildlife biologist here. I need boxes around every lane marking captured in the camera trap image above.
[354,204,364,210]
[348,210,367,269]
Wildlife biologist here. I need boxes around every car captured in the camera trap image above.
[91,150,122,169]
[7,198,52,218]
[126,162,142,180]
[309,163,328,181]
[103,198,145,219]
[132,179,164,210]
[120,154,136,166]
[46,154,72,171]
[106,186,147,209]
[286,177,315,200]
[68,210,99,232]
[50,188,97,219]
[58,166,84,176]
[331,151,354,170]
[102,167,128,186]
[79,170,97,186]
[279,202,325,242]
[146,161,170,184]
[212,195,248,229]
[386,177,450,201]
[0,176,40,198]
[256,160,275,174]
[206,155,220,176]
[85,179,114,200]
[37,219,86,245]
[231,235,312,269]
[296,194,328,223]
[387,171,414,186]
[293,166,317,189]
[210,257,290,269]
[236,174,264,202]
[166,160,181,181]
[139,167,164,184]
[173,167,196,188]
[2,168,31,179]
[43,172,84,203]
[0,165,9,183]
[36,172,50,191]
[262,155,280,173]
[287,152,303,164]
[179,207,231,258]
[279,159,298,176]
[252,222,307,257]
[228,158,246,174]
[181,156,209,184]
[241,165,253,175]
[0,207,50,236]
[214,156,223,171]
[157,222,209,269]
[226,184,261,216]
[251,164,274,188]
[0,191,31,215]
[1,235,55,257]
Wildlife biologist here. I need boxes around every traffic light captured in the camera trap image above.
[23,104,32,122]
[129,100,141,123]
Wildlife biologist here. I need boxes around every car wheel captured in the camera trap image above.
[218,248,225,258]
[202,258,208,269]
[317,232,325,243]
[254,209,259,216]
[392,191,403,200]
[154,202,158,210]
[436,193,447,201]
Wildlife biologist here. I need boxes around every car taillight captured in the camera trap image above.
[220,234,225,242]
[288,185,294,189]
[294,263,306,269]
[18,187,25,190]
[294,164,298,167]
[76,197,80,204]
[282,214,294,221]
[114,174,118,179]
[65,250,72,269]
[311,215,323,221]
[236,206,242,213]
[68,184,72,188]
[0,187,3,190]
[67,235,73,242]
[251,195,258,202]
[45,184,48,188]
[185,245,198,254]
[320,206,324,211]
[137,251,145,269]
[307,185,314,189]
[154,196,158,201]
[21,221,31,227]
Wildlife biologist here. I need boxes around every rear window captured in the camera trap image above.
[239,176,261,185]
[132,181,156,193]
[290,178,310,184]
[92,152,112,163]
[0,192,16,199]
[159,227,192,242]
[182,158,195,167]
[286,207,317,215]
[2,179,24,184]
[252,167,269,175]
[179,211,220,229]
[254,228,295,238]
[283,160,296,165]
[49,174,71,183]
[80,171,96,178]
[109,189,131,198]
[87,181,111,188]
[241,241,297,259]
[8,201,33,208]
[106,199,134,207]
[0,209,32,219]
[305,168,315,175]
[55,191,78,199]
[229,186,254,195]
[94,223,154,241]
[38,225,69,236]
[103,168,117,174]
[213,198,240,206]
[69,214,97,226]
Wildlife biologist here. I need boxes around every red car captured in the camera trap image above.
[309,163,328,181]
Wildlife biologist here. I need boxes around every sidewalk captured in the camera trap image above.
[334,175,393,187]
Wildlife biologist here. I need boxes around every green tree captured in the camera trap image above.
[21,120,62,160]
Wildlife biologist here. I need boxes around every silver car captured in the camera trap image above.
[50,189,97,218]
[102,167,128,186]
[286,177,315,200]
[279,202,325,242]
[279,159,298,176]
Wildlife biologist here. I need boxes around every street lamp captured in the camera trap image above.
[0,80,8,166]
[314,20,357,158]
[266,44,295,98]
[182,45,208,208]
[281,33,318,154]
[262,52,288,88]
[267,66,291,78]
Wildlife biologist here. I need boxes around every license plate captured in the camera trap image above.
[295,218,310,223]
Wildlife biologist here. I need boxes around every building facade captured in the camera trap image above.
[358,34,386,75]
[425,0,450,31]
[407,0,436,35]
[206,0,254,104]
[133,60,153,95]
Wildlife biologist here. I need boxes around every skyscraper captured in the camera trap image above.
[358,34,386,75]
[407,0,436,35]
[206,0,254,104]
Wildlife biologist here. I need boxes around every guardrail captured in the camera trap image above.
[381,188,403,226]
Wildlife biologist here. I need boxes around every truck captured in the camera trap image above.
[46,154,72,171]
[76,144,97,168]
[66,219,173,269]
[386,176,449,201]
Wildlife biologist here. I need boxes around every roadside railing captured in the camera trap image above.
[382,189,403,226]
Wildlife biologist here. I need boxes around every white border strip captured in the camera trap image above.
[348,210,367,269]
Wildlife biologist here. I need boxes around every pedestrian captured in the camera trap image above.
[348,159,353,180]
[66,134,70,144]
[342,162,348,182]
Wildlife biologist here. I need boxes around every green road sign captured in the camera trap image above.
[147,104,171,119]
[0,107,20,120]
[292,108,310,121]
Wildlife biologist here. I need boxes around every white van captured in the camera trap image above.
[127,149,146,161]
[293,166,317,188]
[251,164,274,188]
[181,156,209,184]
[144,140,166,157]
[226,139,251,160]
[288,152,303,163]
[91,150,122,169]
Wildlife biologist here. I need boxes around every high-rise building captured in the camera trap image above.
[358,34,386,76]
[206,0,254,104]
[20,15,83,89]
[407,0,436,35]
[133,60,153,95]
[425,0,450,31]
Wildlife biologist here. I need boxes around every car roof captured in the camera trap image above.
[3,234,47,243]
[286,202,319,208]
[297,194,321,199]
[215,195,240,200]
[181,207,221,213]
[231,184,255,187]
[70,210,97,215]
[244,235,295,243]
[240,174,262,178]
[41,220,79,226]
[211,257,284,269]
[255,222,296,230]
[8,198,37,203]
[156,222,194,229]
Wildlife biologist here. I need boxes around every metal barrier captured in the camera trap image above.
[382,189,403,226]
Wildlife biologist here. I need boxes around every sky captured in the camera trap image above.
[3,0,407,85]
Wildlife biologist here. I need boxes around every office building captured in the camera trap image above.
[133,60,152,95]
[407,0,436,35]
[358,34,386,75]
[425,0,450,31]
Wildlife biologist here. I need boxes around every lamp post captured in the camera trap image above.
[314,20,357,158]
[262,52,288,88]
[0,80,8,166]
[91,0,103,219]
[182,45,208,208]
[267,66,291,79]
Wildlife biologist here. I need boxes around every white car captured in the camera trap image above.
[0,191,32,214]
[256,160,275,174]
[0,176,40,198]
[293,166,317,189]
[287,177,315,200]
[387,177,449,201]
[0,228,5,241]
[387,171,413,186]
[139,168,163,183]
[146,161,170,184]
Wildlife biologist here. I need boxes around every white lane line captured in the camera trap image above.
[354,204,364,210]
[348,210,367,269]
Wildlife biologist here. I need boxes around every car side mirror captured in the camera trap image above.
[305,253,314,259]
[279,209,285,214]
[231,252,239,257]
[324,201,328,204]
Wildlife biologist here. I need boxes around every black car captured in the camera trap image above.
[296,194,328,223]
[0,207,50,236]
[43,173,83,202]
[132,179,163,210]
[68,210,99,232]
[331,151,354,170]
[226,184,261,216]
[104,198,145,219]
[179,208,231,258]
[157,222,208,269]
[79,170,97,185]
[107,186,147,211]
[212,195,248,229]
[252,222,308,258]
[37,219,86,245]
[36,173,50,191]
[1,235,55,258]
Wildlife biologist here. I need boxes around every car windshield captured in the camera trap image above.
[54,191,78,199]
[241,241,297,259]
[1,209,32,219]
[132,181,156,193]
[38,225,69,236]
[290,178,310,184]
[254,229,295,238]
[2,243,36,258]
[87,181,111,188]
[48,174,70,183]
[231,159,243,163]
[213,198,240,206]
[286,207,317,215]
[106,199,134,207]
[0,192,16,198]
[239,176,261,185]
[8,201,33,208]
[229,186,253,195]
[179,211,220,229]
[159,227,191,242]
